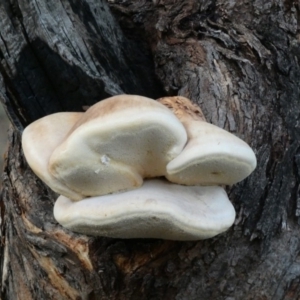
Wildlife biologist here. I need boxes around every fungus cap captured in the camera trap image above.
[158,96,257,185]
[54,179,236,240]
[47,95,187,199]
[22,112,83,199]
[166,121,257,185]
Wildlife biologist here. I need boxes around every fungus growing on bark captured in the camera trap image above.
[22,94,255,240]
[158,96,257,186]
[54,179,236,240]
[22,95,187,200]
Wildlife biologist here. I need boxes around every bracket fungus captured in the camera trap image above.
[158,96,257,186]
[22,112,84,200]
[23,95,187,200]
[22,94,256,240]
[54,179,235,240]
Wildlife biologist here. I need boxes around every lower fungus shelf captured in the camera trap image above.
[54,179,236,241]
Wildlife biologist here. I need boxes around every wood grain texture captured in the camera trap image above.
[1,0,300,299]
[0,0,162,129]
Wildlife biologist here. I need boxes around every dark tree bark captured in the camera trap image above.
[1,0,300,299]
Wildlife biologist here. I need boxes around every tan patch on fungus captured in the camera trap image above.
[157,96,206,122]
[70,95,164,134]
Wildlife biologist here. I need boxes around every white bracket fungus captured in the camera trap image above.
[22,95,256,240]
[158,96,257,186]
[54,180,235,240]
[23,95,187,200]
[22,112,84,200]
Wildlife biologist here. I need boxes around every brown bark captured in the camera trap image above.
[1,0,300,299]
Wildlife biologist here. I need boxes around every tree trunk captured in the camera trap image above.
[1,0,300,299]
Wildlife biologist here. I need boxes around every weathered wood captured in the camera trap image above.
[1,0,300,299]
[0,0,162,129]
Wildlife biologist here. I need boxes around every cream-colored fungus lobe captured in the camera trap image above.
[54,179,236,240]
[22,112,83,200]
[22,95,187,200]
[158,96,257,186]
[48,95,187,199]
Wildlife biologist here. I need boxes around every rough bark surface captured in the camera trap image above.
[1,0,300,299]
